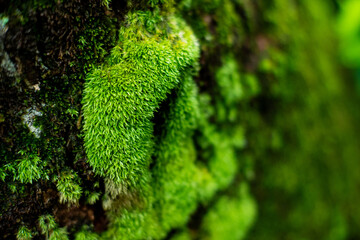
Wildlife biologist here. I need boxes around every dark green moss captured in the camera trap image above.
[0,0,119,237]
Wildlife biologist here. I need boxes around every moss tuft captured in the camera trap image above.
[82,10,199,190]
[56,171,82,205]
[199,183,256,240]
[16,226,33,240]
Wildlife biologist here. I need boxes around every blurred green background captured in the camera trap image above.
[245,0,360,239]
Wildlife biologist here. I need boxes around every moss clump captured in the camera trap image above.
[103,208,162,239]
[16,226,33,240]
[48,228,69,240]
[83,9,202,239]
[75,227,99,240]
[15,151,48,184]
[39,214,70,240]
[56,171,82,205]
[194,54,259,203]
[199,184,256,240]
[38,214,57,239]
[82,10,199,190]
[152,74,199,231]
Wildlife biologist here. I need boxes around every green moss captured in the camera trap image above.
[3,0,360,239]
[14,151,48,184]
[217,56,260,101]
[38,214,69,240]
[1,2,120,235]
[56,171,82,205]
[216,55,244,106]
[152,72,200,231]
[49,228,69,240]
[170,229,192,240]
[85,191,101,205]
[83,10,199,190]
[76,17,117,73]
[39,215,56,231]
[196,104,239,193]
[103,208,163,239]
[183,0,245,49]
[39,215,56,239]
[199,183,256,240]
[75,227,99,240]
[148,0,175,8]
[82,9,201,239]
[194,54,259,201]
[17,226,33,240]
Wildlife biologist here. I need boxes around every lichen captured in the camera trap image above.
[22,107,43,138]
